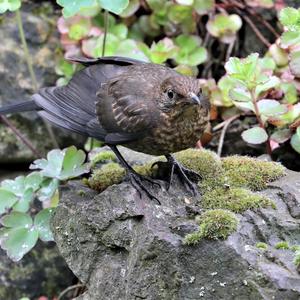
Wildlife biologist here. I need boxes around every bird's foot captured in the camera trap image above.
[127,170,161,205]
[164,155,201,196]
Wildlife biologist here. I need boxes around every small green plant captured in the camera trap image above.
[184,209,239,245]
[256,242,268,250]
[275,241,290,250]
[0,146,89,261]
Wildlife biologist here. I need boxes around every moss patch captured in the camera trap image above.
[256,242,268,250]
[86,162,126,192]
[202,187,275,213]
[275,241,289,250]
[222,156,285,191]
[90,151,117,168]
[184,209,239,245]
[175,149,223,179]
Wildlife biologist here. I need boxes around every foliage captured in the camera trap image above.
[0,146,89,261]
[0,0,21,13]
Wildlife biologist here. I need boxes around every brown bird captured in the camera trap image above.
[0,56,210,203]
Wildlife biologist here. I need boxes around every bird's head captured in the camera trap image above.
[158,76,210,113]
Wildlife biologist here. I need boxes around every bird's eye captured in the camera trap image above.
[167,89,175,99]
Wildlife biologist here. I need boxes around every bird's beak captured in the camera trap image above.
[188,92,201,105]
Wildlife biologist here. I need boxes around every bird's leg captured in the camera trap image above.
[165,154,201,196]
[108,145,161,204]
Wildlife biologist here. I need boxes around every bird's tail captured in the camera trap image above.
[0,100,40,115]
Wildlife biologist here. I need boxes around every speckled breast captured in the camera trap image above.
[125,105,209,156]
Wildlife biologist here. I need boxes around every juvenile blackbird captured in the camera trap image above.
[0,56,210,202]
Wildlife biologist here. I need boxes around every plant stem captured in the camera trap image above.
[102,10,109,57]
[16,9,59,149]
[0,116,41,157]
[16,10,38,90]
[250,90,272,156]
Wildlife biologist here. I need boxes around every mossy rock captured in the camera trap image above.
[184,209,239,245]
[222,156,285,191]
[202,187,275,213]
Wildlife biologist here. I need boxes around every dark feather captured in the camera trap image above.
[0,100,39,115]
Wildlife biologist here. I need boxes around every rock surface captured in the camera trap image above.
[0,3,84,163]
[51,167,300,300]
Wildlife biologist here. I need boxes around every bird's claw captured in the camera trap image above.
[166,155,200,196]
[127,171,161,205]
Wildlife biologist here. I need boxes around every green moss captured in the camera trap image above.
[291,245,300,252]
[222,156,285,191]
[256,242,268,250]
[275,241,289,250]
[76,190,86,197]
[202,187,275,213]
[184,209,238,245]
[90,151,117,167]
[133,162,158,177]
[293,251,300,267]
[87,162,126,192]
[175,149,223,180]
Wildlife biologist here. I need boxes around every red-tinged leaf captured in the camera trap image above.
[270,129,292,143]
[290,119,300,129]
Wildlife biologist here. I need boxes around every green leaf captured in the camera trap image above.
[57,0,97,18]
[270,129,291,143]
[1,212,32,228]
[120,0,140,17]
[289,50,300,77]
[30,147,88,180]
[0,227,38,261]
[68,18,91,40]
[176,0,194,5]
[281,31,300,48]
[115,39,150,62]
[279,7,300,29]
[0,0,21,13]
[167,4,193,24]
[24,172,44,192]
[98,0,129,15]
[193,0,214,15]
[34,208,54,242]
[13,188,34,213]
[111,23,128,39]
[225,53,259,84]
[229,87,251,102]
[257,99,288,117]
[242,127,268,144]
[281,82,298,104]
[217,76,236,107]
[0,189,18,214]
[268,44,288,67]
[255,76,280,97]
[150,38,177,64]
[206,14,242,43]
[291,129,300,154]
[60,146,89,180]
[37,178,59,202]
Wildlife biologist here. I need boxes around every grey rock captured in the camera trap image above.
[0,3,84,163]
[51,169,300,300]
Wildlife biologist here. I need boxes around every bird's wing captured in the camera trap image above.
[96,75,158,145]
[67,56,145,67]
[33,59,143,140]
